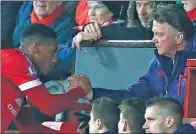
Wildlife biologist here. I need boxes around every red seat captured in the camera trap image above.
[183,59,196,118]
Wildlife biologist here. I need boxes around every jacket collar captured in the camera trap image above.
[185,25,196,52]
[173,124,196,133]
[154,49,191,81]
[102,128,118,134]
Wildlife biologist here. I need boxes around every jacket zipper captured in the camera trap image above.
[164,76,169,95]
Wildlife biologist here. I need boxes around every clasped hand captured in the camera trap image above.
[68,74,93,101]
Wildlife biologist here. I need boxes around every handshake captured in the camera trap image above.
[68,74,93,101]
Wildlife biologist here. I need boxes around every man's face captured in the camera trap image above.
[152,20,179,58]
[136,1,156,27]
[143,105,167,133]
[33,1,62,18]
[88,1,112,25]
[33,40,57,75]
[182,1,196,12]
[88,110,99,133]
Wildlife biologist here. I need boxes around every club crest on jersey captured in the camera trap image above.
[28,66,37,76]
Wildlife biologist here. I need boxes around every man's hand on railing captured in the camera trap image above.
[83,22,102,41]
[72,23,103,50]
[72,32,93,50]
[68,74,93,101]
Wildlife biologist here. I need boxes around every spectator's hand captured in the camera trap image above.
[68,74,92,96]
[84,22,102,41]
[72,32,92,50]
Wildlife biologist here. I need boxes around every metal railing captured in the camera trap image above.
[81,40,155,48]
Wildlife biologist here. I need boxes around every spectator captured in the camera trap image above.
[72,1,176,48]
[118,98,145,133]
[13,1,76,81]
[84,1,127,25]
[98,1,162,40]
[127,1,176,28]
[75,1,89,26]
[182,1,196,21]
[88,97,120,133]
[69,4,196,105]
[72,1,129,48]
[143,96,196,133]
[75,1,128,26]
[127,1,158,28]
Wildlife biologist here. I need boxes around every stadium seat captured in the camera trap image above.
[183,59,196,118]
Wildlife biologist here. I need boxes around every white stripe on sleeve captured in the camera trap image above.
[42,122,64,131]
[18,79,42,91]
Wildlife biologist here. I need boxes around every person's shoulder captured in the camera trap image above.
[148,57,159,68]
[174,124,196,133]
[52,3,76,29]
[13,21,30,47]
[18,1,33,15]
[16,1,33,24]
[147,52,162,69]
[51,11,76,36]
[2,49,19,56]
[2,49,29,66]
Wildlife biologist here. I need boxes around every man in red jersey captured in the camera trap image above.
[2,76,80,133]
[1,23,91,133]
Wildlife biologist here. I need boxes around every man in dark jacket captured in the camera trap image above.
[143,96,196,133]
[68,4,196,106]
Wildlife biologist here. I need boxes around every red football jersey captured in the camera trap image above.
[2,49,42,90]
[1,48,41,132]
[1,76,25,133]
[1,48,86,133]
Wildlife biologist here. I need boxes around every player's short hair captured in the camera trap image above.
[20,23,57,48]
[92,97,120,130]
[119,98,146,133]
[145,96,184,128]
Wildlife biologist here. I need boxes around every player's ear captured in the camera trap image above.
[33,42,41,54]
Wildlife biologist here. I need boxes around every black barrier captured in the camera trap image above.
[81,40,155,48]
[74,40,155,90]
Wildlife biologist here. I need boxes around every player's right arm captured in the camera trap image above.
[2,50,87,116]
[14,106,77,133]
